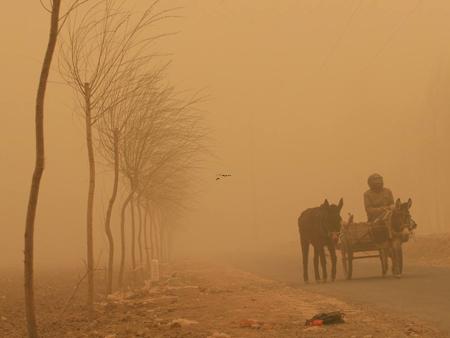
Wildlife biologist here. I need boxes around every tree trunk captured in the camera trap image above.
[104,130,119,294]
[118,192,133,289]
[154,207,162,260]
[161,225,169,264]
[167,227,173,263]
[143,207,151,275]
[24,2,61,337]
[130,197,137,284]
[84,82,96,316]
[149,206,156,259]
[137,198,144,278]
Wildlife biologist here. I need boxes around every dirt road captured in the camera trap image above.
[231,250,450,334]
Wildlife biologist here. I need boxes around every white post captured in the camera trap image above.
[151,259,160,282]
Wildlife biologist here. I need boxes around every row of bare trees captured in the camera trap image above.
[26,1,206,337]
[97,67,204,292]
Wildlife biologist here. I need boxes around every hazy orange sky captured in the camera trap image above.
[2,0,450,267]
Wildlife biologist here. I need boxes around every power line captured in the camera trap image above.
[361,0,422,72]
[321,0,363,70]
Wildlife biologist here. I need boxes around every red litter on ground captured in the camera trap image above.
[310,319,324,326]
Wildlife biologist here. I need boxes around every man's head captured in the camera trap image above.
[368,173,384,192]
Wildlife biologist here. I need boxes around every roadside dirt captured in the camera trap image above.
[0,261,445,337]
[405,233,450,268]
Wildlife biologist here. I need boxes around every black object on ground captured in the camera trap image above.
[305,311,345,326]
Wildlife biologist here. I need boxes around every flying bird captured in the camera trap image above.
[216,173,232,181]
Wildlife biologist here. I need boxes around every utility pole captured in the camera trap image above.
[249,110,258,241]
[431,108,442,233]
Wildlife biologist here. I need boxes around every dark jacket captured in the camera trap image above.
[364,188,394,222]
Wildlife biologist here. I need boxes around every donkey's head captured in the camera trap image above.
[321,198,344,243]
[391,198,413,233]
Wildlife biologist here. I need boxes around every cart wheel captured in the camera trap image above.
[341,248,353,280]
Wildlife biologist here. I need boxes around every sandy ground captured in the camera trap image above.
[405,233,450,268]
[0,260,446,338]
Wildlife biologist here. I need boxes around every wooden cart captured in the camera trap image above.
[338,221,390,280]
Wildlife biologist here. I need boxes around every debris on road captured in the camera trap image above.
[169,318,199,328]
[405,326,422,337]
[305,311,345,326]
[239,318,274,330]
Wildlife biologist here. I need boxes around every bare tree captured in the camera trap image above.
[25,1,89,336]
[142,201,151,272]
[117,191,132,288]
[59,0,170,310]
[137,195,144,275]
[143,173,201,261]
[98,69,166,289]
[97,67,164,293]
[132,91,207,267]
[108,64,206,289]
[129,195,138,281]
[25,3,62,336]
[119,106,158,285]
[142,174,201,264]
[101,127,119,294]
[121,115,206,286]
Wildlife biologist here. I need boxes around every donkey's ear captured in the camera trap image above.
[322,199,330,208]
[395,198,401,209]
[407,198,412,209]
[338,198,344,210]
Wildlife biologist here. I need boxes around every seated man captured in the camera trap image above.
[364,173,394,222]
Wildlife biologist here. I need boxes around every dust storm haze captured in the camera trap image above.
[2,0,450,268]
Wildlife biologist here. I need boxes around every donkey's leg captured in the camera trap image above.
[388,242,395,275]
[319,246,327,282]
[392,239,402,277]
[328,244,337,281]
[313,246,321,282]
[300,237,310,283]
[379,245,388,277]
[384,243,390,274]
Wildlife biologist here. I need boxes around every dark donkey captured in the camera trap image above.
[386,198,415,277]
[298,199,343,283]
